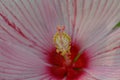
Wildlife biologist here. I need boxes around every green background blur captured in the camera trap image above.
[114,22,120,29]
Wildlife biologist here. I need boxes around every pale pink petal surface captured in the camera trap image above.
[0,0,120,80]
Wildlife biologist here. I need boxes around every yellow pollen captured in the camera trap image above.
[53,26,71,56]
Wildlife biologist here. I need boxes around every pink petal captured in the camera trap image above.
[72,0,120,50]
[0,0,74,79]
[85,29,120,80]
[78,71,99,80]
[0,41,51,80]
[0,0,52,52]
[0,0,73,46]
[0,0,120,80]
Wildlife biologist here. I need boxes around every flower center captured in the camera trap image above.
[53,26,71,56]
[48,26,89,79]
[53,26,71,65]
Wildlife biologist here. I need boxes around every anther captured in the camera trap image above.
[53,25,71,56]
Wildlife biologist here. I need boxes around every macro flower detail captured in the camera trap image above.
[53,26,71,56]
[0,0,120,80]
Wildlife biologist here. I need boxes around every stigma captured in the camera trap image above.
[53,25,71,56]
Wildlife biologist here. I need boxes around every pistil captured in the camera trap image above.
[53,25,71,65]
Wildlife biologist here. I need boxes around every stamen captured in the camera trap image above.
[53,25,71,56]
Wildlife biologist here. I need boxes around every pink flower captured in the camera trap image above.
[0,0,120,80]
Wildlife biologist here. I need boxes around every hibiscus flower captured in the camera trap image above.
[0,0,120,80]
